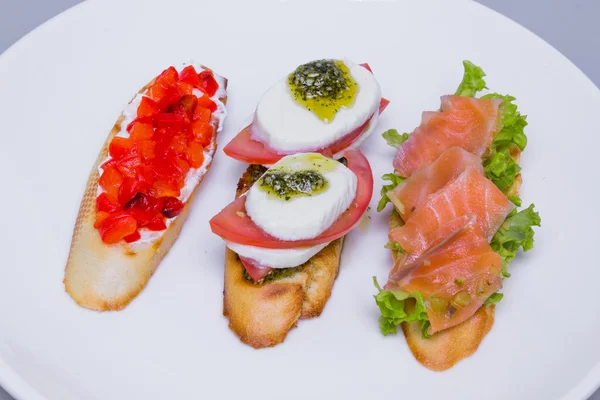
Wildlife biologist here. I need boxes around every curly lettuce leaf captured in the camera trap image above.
[377,172,405,212]
[382,129,410,149]
[455,60,487,98]
[482,93,528,151]
[491,204,541,263]
[483,147,522,192]
[373,277,429,337]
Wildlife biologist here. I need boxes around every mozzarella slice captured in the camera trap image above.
[245,153,357,241]
[226,241,329,269]
[252,59,381,152]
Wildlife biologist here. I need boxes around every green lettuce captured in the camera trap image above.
[382,129,410,148]
[491,204,541,263]
[377,172,405,212]
[373,277,430,337]
[454,60,487,97]
[484,292,504,306]
[483,147,522,192]
[482,93,528,151]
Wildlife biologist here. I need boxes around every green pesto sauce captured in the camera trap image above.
[257,153,338,201]
[243,263,306,284]
[288,59,357,123]
[258,170,327,200]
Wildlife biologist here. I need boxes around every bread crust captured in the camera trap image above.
[223,165,344,348]
[64,67,227,311]
[389,148,522,370]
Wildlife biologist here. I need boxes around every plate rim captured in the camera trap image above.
[0,0,599,399]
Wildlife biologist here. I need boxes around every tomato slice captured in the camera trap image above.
[239,257,273,281]
[209,150,373,249]
[223,98,388,165]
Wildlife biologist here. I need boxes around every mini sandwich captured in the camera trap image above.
[210,151,373,348]
[374,61,540,371]
[65,63,227,311]
[223,58,389,165]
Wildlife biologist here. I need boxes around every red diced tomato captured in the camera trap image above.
[170,135,188,154]
[115,155,142,178]
[178,65,199,86]
[119,177,148,206]
[146,217,167,231]
[96,192,120,213]
[193,107,211,123]
[99,166,124,192]
[136,141,156,160]
[109,137,134,159]
[137,96,159,117]
[155,66,178,88]
[130,122,154,142]
[98,212,138,244]
[123,230,141,243]
[191,121,213,146]
[187,141,205,168]
[197,95,217,112]
[178,81,194,96]
[175,159,190,175]
[179,95,198,120]
[148,83,167,101]
[154,113,184,131]
[196,70,218,97]
[150,180,180,198]
[94,211,111,229]
[162,197,184,218]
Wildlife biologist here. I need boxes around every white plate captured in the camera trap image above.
[1,0,599,399]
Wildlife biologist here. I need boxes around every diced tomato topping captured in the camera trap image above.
[99,166,124,192]
[109,137,134,159]
[178,95,198,120]
[94,211,111,229]
[186,142,205,168]
[196,70,218,97]
[191,121,213,146]
[155,66,178,88]
[136,140,156,160]
[162,197,184,218]
[98,212,138,244]
[137,96,159,117]
[193,107,211,123]
[178,81,194,96]
[96,192,120,213]
[96,65,220,244]
[124,230,141,243]
[179,65,200,86]
[130,122,154,142]
[197,95,217,112]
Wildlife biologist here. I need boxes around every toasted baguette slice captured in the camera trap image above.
[390,149,522,371]
[223,165,344,348]
[64,65,227,311]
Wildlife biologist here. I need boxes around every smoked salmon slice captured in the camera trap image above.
[392,96,502,177]
[389,167,513,258]
[387,147,483,221]
[386,216,503,335]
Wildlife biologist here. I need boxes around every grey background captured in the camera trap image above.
[0,0,598,399]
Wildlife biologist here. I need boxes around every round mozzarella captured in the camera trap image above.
[226,241,329,269]
[252,59,381,152]
[245,153,357,241]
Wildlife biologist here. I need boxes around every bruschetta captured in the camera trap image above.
[210,151,373,348]
[64,63,227,311]
[374,61,540,371]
